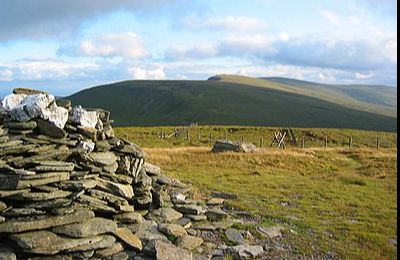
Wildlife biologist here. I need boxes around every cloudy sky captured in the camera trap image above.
[0,0,397,96]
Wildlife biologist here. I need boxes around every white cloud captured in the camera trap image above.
[0,68,13,81]
[128,64,165,79]
[58,32,149,59]
[183,14,266,31]
[165,43,218,60]
[318,10,360,27]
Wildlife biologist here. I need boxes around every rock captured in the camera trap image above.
[71,105,98,128]
[175,217,192,229]
[133,220,168,243]
[52,217,117,238]
[0,200,7,211]
[155,240,192,260]
[3,120,37,130]
[210,191,238,200]
[90,151,118,166]
[96,178,134,199]
[1,93,27,110]
[36,119,67,139]
[0,171,70,190]
[78,140,95,153]
[175,205,203,215]
[13,88,48,95]
[225,228,245,245]
[2,208,46,217]
[158,223,187,238]
[65,235,116,253]
[205,209,228,221]
[256,225,285,239]
[211,140,258,153]
[113,212,144,224]
[95,242,125,258]
[77,125,97,140]
[206,198,224,206]
[42,103,69,129]
[225,245,264,259]
[143,162,162,176]
[113,144,145,159]
[10,230,112,255]
[177,235,204,250]
[185,214,207,222]
[56,99,72,109]
[147,208,183,223]
[0,209,94,233]
[0,245,17,260]
[114,227,143,251]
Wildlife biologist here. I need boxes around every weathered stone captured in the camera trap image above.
[95,242,125,258]
[52,217,117,238]
[23,198,71,209]
[175,205,203,215]
[71,105,98,128]
[56,98,72,109]
[36,119,67,139]
[4,120,37,130]
[77,195,117,213]
[133,220,168,243]
[147,208,183,223]
[77,125,97,140]
[212,140,258,153]
[158,223,187,238]
[113,212,144,224]
[78,140,95,153]
[185,214,207,222]
[155,240,192,260]
[177,235,204,250]
[1,93,27,110]
[89,189,129,206]
[114,227,143,251]
[0,245,17,260]
[0,209,94,233]
[143,162,162,176]
[211,191,238,200]
[225,245,264,259]
[103,161,119,173]
[113,144,145,158]
[0,200,7,211]
[0,171,70,190]
[91,151,118,166]
[10,230,110,255]
[96,140,111,151]
[13,88,48,95]
[256,225,285,239]
[206,209,228,221]
[225,228,245,245]
[2,208,46,217]
[206,198,224,206]
[53,179,98,190]
[100,172,133,184]
[96,178,134,199]
[175,218,192,229]
[0,164,36,175]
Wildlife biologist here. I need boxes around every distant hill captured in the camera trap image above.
[67,75,397,132]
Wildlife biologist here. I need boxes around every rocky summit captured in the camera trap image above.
[0,90,268,259]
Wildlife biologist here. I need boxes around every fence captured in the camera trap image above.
[116,127,397,149]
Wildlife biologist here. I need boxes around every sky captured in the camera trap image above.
[0,0,397,96]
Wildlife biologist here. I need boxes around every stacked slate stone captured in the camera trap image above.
[0,89,265,260]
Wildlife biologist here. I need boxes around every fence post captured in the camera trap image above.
[324,136,328,148]
[376,137,380,149]
[301,136,305,149]
[209,133,212,143]
[225,132,228,141]
[241,135,244,142]
[198,130,201,141]
[349,136,352,149]
[186,129,190,141]
[259,137,264,147]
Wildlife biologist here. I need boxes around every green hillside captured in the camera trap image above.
[67,76,397,132]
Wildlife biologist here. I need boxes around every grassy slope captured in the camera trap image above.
[144,147,397,259]
[68,79,397,132]
[212,74,397,117]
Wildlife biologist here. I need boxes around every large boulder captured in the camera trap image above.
[211,140,258,153]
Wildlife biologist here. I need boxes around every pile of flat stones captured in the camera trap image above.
[0,89,265,260]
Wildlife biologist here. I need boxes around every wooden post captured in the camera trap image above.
[348,136,352,149]
[324,136,328,148]
[198,130,201,141]
[186,129,190,141]
[301,136,305,149]
[225,132,228,140]
[259,137,263,147]
[241,135,244,142]
[376,137,380,149]
[209,133,212,143]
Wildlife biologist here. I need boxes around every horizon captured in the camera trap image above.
[0,0,397,97]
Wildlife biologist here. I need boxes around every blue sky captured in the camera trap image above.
[0,0,397,96]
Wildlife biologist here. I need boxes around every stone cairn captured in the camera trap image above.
[0,89,264,260]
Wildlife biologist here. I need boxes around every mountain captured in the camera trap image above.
[67,75,397,132]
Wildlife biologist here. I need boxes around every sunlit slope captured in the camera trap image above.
[68,79,396,131]
[209,75,397,117]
